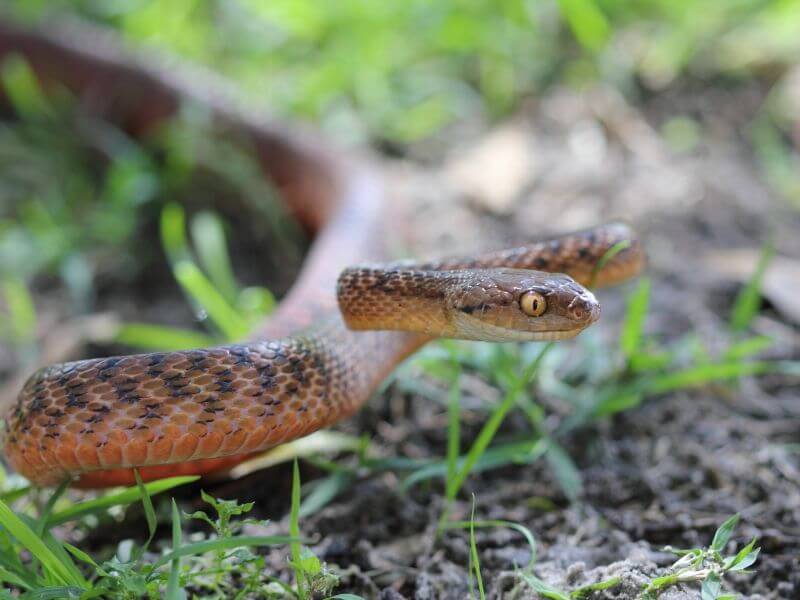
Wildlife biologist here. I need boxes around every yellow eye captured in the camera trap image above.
[520,291,547,317]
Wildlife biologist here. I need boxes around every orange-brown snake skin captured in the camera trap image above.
[0,20,644,488]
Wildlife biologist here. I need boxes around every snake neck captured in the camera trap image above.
[337,267,468,336]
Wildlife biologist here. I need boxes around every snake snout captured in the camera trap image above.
[568,292,601,324]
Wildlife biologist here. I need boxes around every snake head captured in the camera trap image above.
[447,269,600,342]
[339,266,600,341]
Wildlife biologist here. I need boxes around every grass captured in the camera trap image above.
[642,514,761,599]
[118,201,276,349]
[518,570,622,600]
[729,242,775,333]
[0,468,355,598]
[442,508,539,597]
[8,1,800,145]
[467,498,485,599]
[436,343,552,529]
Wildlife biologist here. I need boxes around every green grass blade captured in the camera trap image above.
[445,387,519,499]
[590,240,631,288]
[545,442,582,503]
[518,571,570,600]
[0,55,52,119]
[160,203,191,265]
[229,431,363,476]
[730,243,774,332]
[299,471,354,519]
[237,286,276,321]
[161,202,251,340]
[62,543,97,568]
[403,439,545,491]
[0,500,84,588]
[0,527,35,588]
[468,498,485,600]
[35,480,70,536]
[648,361,774,394]
[290,459,306,600]
[620,277,650,359]
[115,323,217,352]
[590,389,642,419]
[2,277,37,345]
[21,586,85,599]
[151,535,298,571]
[0,486,31,505]
[134,470,158,552]
[174,261,249,340]
[0,564,34,590]
[447,347,548,500]
[190,211,239,304]
[37,528,88,589]
[165,499,183,600]
[722,335,774,361]
[446,364,462,496]
[571,576,622,598]
[556,0,610,52]
[47,475,199,527]
[443,520,537,571]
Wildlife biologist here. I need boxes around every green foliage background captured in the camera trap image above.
[8,0,800,142]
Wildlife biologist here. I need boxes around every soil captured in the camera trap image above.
[4,80,800,598]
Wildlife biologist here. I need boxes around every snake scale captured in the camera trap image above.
[0,19,644,488]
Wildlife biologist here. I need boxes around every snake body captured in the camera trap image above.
[0,20,644,488]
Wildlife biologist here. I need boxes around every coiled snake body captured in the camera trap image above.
[0,21,644,488]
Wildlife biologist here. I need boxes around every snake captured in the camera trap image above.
[0,20,645,489]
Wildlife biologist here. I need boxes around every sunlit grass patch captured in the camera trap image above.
[10,0,799,147]
[0,475,190,594]
[0,473,337,598]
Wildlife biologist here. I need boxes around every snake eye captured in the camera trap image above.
[520,291,547,317]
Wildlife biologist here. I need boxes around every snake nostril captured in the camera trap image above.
[571,298,600,322]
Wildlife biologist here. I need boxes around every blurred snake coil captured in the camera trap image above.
[0,19,644,488]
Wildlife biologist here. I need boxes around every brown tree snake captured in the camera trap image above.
[0,19,644,488]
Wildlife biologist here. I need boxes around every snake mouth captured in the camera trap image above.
[451,312,587,342]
